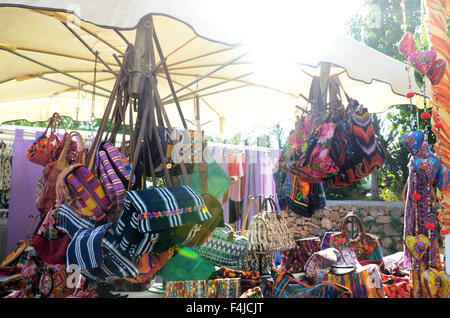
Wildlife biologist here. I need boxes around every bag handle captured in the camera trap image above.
[260,196,278,213]
[339,212,365,236]
[56,131,86,171]
[240,197,259,236]
[200,162,208,193]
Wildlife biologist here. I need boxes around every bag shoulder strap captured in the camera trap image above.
[241,197,259,233]
[200,162,208,194]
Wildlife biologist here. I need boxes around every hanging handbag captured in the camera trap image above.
[95,140,136,222]
[26,113,76,166]
[328,212,384,262]
[191,224,249,270]
[32,203,71,265]
[36,131,85,215]
[124,186,212,237]
[246,197,296,253]
[275,170,326,218]
[56,162,112,223]
[150,127,202,178]
[280,237,321,273]
[324,77,385,188]
[278,77,340,183]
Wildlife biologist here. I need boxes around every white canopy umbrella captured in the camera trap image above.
[0,0,424,138]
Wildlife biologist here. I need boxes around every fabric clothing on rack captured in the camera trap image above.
[7,129,43,255]
[227,152,246,202]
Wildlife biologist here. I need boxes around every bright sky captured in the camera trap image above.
[226,0,370,146]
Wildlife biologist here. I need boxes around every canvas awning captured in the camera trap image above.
[0,1,424,137]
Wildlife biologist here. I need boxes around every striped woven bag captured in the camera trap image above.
[56,163,112,222]
[95,141,135,220]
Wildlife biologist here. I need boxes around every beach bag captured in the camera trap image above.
[278,112,339,183]
[246,197,295,253]
[280,237,321,273]
[192,224,249,270]
[325,98,385,188]
[328,212,384,262]
[95,140,135,221]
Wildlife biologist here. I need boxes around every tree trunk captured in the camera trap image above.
[371,169,380,200]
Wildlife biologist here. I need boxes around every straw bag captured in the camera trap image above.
[246,197,296,253]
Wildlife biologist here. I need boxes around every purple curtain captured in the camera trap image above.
[7,129,43,254]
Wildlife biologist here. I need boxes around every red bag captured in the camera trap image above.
[32,204,71,265]
[26,113,74,166]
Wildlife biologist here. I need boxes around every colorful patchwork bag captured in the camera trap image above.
[95,140,135,221]
[192,224,250,270]
[246,197,296,253]
[280,237,321,273]
[328,212,384,262]
[325,99,385,188]
[56,163,112,222]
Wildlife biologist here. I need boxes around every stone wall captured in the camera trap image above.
[282,200,405,256]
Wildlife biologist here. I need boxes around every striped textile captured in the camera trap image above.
[55,203,96,238]
[56,163,112,222]
[325,264,385,298]
[95,141,135,215]
[81,228,139,281]
[104,206,168,262]
[124,186,212,234]
[66,223,111,270]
